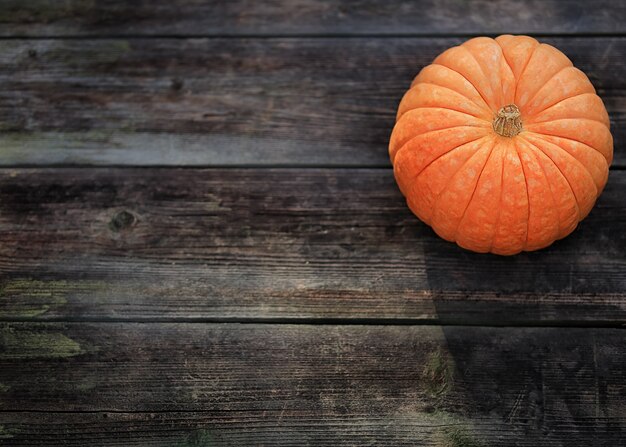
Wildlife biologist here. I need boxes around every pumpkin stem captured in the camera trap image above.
[493,104,523,137]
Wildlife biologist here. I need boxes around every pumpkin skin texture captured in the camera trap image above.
[389,35,613,255]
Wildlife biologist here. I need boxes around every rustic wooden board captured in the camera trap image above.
[0,0,625,37]
[0,37,624,167]
[3,3,625,447]
[0,168,624,325]
[0,323,624,445]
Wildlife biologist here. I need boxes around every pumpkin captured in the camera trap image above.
[389,35,613,255]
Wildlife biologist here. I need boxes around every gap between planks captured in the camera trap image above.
[1,165,625,170]
[0,316,624,329]
[5,33,626,40]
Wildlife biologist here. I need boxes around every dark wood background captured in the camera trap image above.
[0,1,625,446]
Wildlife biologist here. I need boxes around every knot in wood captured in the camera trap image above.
[109,210,136,232]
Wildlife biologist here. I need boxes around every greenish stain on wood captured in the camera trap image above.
[422,349,454,397]
[0,424,16,439]
[0,131,125,165]
[0,307,58,318]
[0,325,84,359]
[0,131,124,164]
[391,410,486,446]
[0,278,106,298]
[440,426,485,447]
[46,40,131,67]
[0,130,118,145]
[423,412,485,447]
[0,383,10,393]
[176,430,215,447]
[0,278,106,319]
[74,377,98,392]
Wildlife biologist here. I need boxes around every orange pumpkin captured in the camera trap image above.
[389,35,613,255]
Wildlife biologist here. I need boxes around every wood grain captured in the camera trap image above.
[0,0,625,37]
[2,3,625,446]
[0,168,624,325]
[0,37,624,167]
[0,323,624,445]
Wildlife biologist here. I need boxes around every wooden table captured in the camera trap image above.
[0,2,625,445]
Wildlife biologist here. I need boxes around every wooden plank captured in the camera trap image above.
[0,323,624,445]
[0,0,625,37]
[0,168,624,324]
[0,37,624,167]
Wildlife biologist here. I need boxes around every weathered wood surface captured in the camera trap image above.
[1,3,625,445]
[0,0,625,37]
[0,37,624,167]
[0,323,624,446]
[0,168,624,325]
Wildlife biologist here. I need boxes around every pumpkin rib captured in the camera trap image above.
[487,144,508,253]
[523,132,609,193]
[391,125,488,163]
[520,136,584,220]
[396,82,490,122]
[397,83,493,121]
[524,66,592,117]
[405,137,489,225]
[512,140,531,250]
[525,130,611,164]
[525,92,602,122]
[490,141,529,255]
[430,61,495,113]
[389,107,490,160]
[453,138,499,244]
[462,37,513,108]
[395,107,491,126]
[507,41,542,102]
[498,46,517,89]
[521,138,580,237]
[430,137,496,240]
[393,132,487,188]
[415,135,489,176]
[515,44,573,108]
[498,47,517,103]
[527,95,610,127]
[413,65,493,113]
[457,44,499,110]
[528,134,599,202]
[524,121,612,162]
[522,143,563,237]
[522,65,574,112]
[515,140,562,250]
[393,131,486,200]
[495,35,541,101]
[495,35,538,70]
